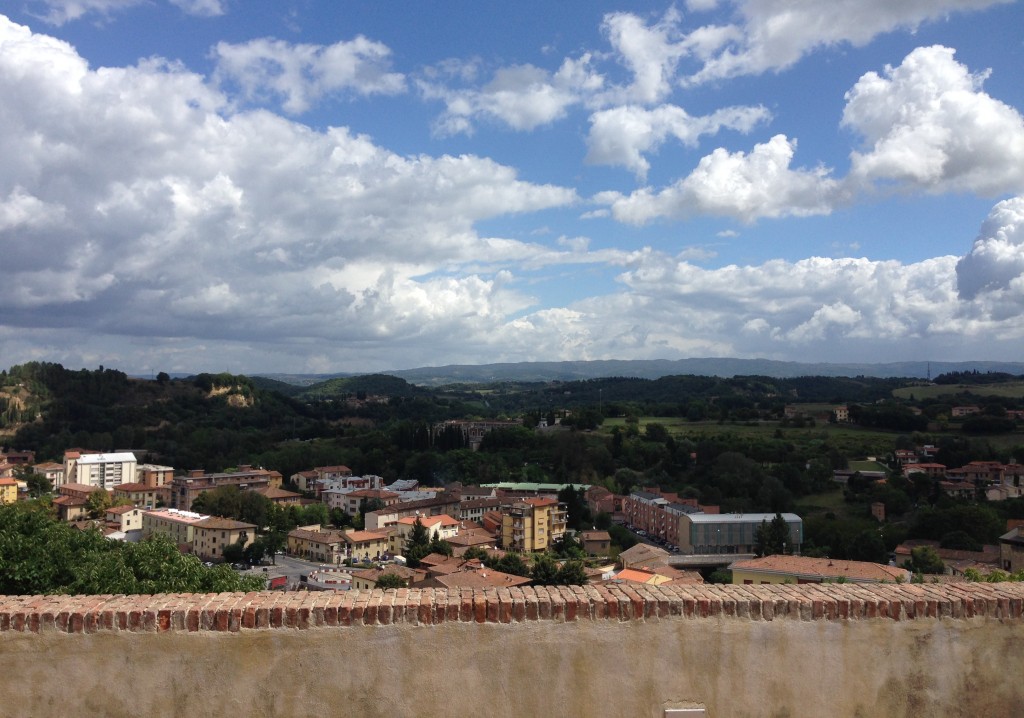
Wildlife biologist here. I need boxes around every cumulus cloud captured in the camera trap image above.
[585,103,770,178]
[843,45,1024,195]
[599,135,842,224]
[420,55,602,135]
[0,16,585,368]
[956,196,1024,300]
[686,0,1013,84]
[169,0,225,17]
[213,36,406,114]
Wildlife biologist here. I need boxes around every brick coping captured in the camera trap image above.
[1,583,1023,634]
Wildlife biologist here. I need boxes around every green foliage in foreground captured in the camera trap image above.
[0,503,266,595]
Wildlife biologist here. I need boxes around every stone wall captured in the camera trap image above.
[2,582,1023,717]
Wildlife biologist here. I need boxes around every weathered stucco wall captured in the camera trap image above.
[2,583,1023,718]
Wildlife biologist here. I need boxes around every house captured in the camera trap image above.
[104,505,143,539]
[322,488,400,517]
[340,530,390,563]
[419,560,533,589]
[729,555,909,584]
[447,526,498,555]
[952,406,982,418]
[458,497,501,523]
[32,462,65,486]
[617,543,672,570]
[349,565,426,590]
[113,482,170,510]
[892,540,1000,576]
[287,526,348,565]
[580,530,611,557]
[136,464,174,487]
[999,528,1024,573]
[141,508,209,551]
[169,466,273,511]
[904,463,946,478]
[501,498,567,552]
[390,514,460,554]
[251,486,303,505]
[0,478,18,505]
[191,517,256,562]
[365,495,462,530]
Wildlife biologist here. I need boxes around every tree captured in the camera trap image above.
[753,513,791,557]
[553,559,588,586]
[14,467,51,498]
[905,546,945,575]
[221,539,246,565]
[404,517,432,568]
[845,530,888,564]
[462,546,489,562]
[489,552,530,577]
[530,554,560,584]
[375,573,407,589]
[85,489,112,519]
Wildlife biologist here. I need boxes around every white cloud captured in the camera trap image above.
[420,56,602,135]
[25,0,225,24]
[600,134,842,224]
[213,36,406,114]
[843,45,1024,195]
[686,0,1013,84]
[0,15,585,367]
[585,102,770,178]
[956,196,1024,300]
[169,0,225,17]
[598,9,687,105]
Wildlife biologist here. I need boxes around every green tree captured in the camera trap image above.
[553,559,588,586]
[85,489,112,519]
[530,553,560,584]
[221,540,246,565]
[905,546,945,575]
[489,552,531,577]
[753,513,791,557]
[404,517,432,568]
[462,546,489,562]
[375,573,407,589]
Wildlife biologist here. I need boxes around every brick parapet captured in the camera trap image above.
[1,583,1023,634]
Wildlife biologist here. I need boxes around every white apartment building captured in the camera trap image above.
[75,452,138,490]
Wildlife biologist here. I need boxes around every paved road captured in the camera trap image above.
[240,554,325,589]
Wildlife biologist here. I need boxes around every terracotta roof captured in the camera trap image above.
[618,543,671,568]
[423,567,532,589]
[342,530,389,543]
[613,568,674,586]
[193,517,256,531]
[106,505,138,515]
[397,514,459,528]
[522,497,558,507]
[581,531,611,542]
[253,486,302,500]
[729,555,909,583]
[113,483,151,493]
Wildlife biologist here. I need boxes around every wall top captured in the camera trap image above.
[1,582,1023,634]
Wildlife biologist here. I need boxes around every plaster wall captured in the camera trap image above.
[2,584,1022,718]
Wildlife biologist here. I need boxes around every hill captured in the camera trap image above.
[255,359,1024,387]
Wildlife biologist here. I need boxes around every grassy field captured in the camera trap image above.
[892,382,1024,400]
[848,460,888,472]
[600,417,902,457]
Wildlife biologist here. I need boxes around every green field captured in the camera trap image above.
[848,460,888,472]
[892,382,1024,400]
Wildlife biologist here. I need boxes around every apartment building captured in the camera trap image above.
[501,498,567,552]
[169,466,272,511]
[678,513,803,555]
[192,517,256,562]
[74,452,138,491]
[141,508,208,550]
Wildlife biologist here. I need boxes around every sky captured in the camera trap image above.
[2,0,1024,375]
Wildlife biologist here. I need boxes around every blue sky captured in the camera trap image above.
[2,0,1024,374]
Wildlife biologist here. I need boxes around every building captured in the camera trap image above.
[136,464,174,487]
[390,514,460,554]
[349,566,426,590]
[340,530,390,563]
[432,419,522,450]
[104,506,143,539]
[32,462,65,486]
[729,555,909,584]
[501,498,567,552]
[580,530,611,557]
[678,513,803,555]
[113,482,170,510]
[287,526,348,565]
[0,478,18,505]
[251,486,303,505]
[999,528,1024,573]
[322,488,400,517]
[617,544,672,570]
[365,495,462,530]
[192,517,256,562]
[169,467,273,511]
[141,508,209,550]
[75,452,138,490]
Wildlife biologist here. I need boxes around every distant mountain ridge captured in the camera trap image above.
[257,358,1024,386]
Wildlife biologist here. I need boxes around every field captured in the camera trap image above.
[891,382,1024,400]
[600,417,902,458]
